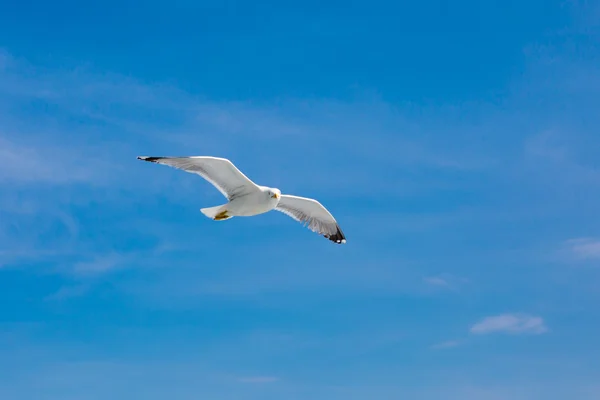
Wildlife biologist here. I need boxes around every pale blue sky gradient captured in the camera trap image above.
[1,1,600,399]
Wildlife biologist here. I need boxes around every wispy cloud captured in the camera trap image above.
[0,196,81,268]
[470,314,548,335]
[0,48,488,196]
[0,136,109,185]
[564,238,600,260]
[424,276,450,287]
[66,244,180,277]
[71,253,127,276]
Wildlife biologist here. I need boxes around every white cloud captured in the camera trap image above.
[470,313,548,335]
[565,238,600,260]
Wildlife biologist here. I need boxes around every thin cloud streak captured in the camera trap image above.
[470,314,548,335]
[565,238,600,260]
[423,274,468,292]
[0,48,488,194]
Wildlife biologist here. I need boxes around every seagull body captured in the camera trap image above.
[137,156,346,244]
[205,185,281,219]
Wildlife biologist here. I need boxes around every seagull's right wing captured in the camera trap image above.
[275,194,346,244]
[137,156,259,200]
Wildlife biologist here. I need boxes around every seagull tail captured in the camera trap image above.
[200,204,232,221]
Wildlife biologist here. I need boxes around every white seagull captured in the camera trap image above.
[137,156,346,244]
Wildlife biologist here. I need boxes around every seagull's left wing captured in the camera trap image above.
[275,195,346,244]
[137,156,258,200]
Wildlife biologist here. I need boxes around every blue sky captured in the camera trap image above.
[1,1,600,399]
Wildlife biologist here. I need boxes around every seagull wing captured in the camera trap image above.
[137,156,259,200]
[275,194,346,244]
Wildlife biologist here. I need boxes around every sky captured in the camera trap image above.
[1,1,600,399]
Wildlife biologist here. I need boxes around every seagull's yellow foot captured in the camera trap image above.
[213,210,230,221]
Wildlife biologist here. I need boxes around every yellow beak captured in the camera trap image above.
[272,193,279,199]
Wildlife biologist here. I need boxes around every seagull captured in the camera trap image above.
[137,156,346,244]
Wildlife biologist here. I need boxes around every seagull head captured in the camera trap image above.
[268,188,281,200]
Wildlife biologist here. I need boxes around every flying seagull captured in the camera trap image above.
[137,156,346,244]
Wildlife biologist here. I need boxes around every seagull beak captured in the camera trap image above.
[272,193,279,199]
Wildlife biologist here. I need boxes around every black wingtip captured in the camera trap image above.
[326,225,347,244]
[137,156,163,163]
